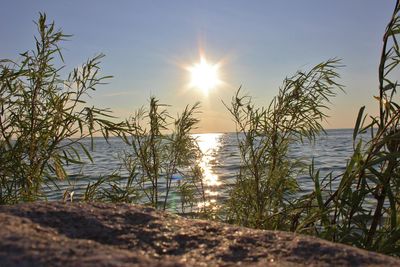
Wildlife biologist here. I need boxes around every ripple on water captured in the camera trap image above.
[51,129,357,205]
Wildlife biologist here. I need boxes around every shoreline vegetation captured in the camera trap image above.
[1,0,400,260]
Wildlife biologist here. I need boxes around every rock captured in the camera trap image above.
[0,202,398,266]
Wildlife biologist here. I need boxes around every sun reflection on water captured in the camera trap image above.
[193,133,223,211]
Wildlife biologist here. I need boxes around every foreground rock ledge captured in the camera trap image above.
[0,202,399,267]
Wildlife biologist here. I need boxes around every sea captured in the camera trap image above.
[45,129,357,209]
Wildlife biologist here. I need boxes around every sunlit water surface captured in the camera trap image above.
[47,129,356,210]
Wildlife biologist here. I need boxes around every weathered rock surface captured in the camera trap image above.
[0,202,399,266]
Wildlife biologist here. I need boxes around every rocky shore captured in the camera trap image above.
[0,202,399,266]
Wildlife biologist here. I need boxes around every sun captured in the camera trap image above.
[188,57,221,95]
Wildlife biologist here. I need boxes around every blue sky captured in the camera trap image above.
[0,1,395,132]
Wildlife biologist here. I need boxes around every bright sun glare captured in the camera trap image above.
[188,57,221,95]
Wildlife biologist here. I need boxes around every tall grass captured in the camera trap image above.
[119,98,205,211]
[223,0,400,256]
[295,0,400,255]
[224,59,343,230]
[0,14,123,204]
[82,97,207,213]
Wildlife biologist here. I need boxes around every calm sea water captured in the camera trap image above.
[46,129,356,205]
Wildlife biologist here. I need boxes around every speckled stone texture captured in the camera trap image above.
[0,202,399,266]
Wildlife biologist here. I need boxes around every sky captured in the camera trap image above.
[0,1,395,133]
